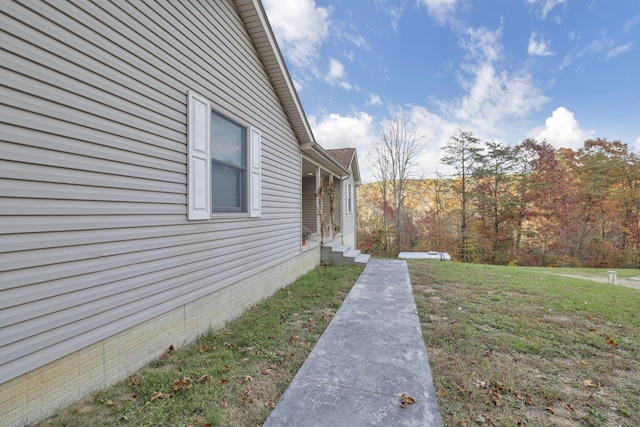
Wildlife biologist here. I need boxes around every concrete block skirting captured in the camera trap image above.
[0,248,321,427]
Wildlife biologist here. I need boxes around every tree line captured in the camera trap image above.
[358,125,640,268]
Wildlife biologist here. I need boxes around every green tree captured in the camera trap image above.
[474,140,517,263]
[440,129,483,262]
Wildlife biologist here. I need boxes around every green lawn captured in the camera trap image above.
[33,261,640,426]
[35,265,363,427]
[410,261,640,426]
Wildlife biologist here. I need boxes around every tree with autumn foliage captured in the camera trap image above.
[357,133,639,268]
[559,139,640,267]
[514,139,577,266]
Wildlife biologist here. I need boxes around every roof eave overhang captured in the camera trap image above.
[236,0,315,147]
[302,144,350,177]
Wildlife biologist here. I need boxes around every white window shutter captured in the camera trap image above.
[187,91,211,220]
[249,126,262,218]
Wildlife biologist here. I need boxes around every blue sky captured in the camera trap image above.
[263,0,640,182]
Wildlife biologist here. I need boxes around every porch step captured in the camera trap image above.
[322,241,370,266]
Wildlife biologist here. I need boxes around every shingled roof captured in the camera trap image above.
[326,148,355,170]
[326,148,360,184]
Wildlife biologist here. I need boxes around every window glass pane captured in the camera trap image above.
[211,112,244,166]
[212,161,245,211]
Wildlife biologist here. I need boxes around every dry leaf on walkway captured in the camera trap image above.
[400,393,416,408]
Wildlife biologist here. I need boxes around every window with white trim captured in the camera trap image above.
[346,183,353,214]
[187,91,261,219]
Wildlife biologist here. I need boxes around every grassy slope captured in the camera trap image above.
[410,261,640,427]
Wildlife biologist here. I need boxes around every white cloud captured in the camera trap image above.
[309,112,377,181]
[325,58,352,90]
[526,0,566,19]
[624,14,640,33]
[418,0,458,24]
[374,0,407,30]
[263,0,330,69]
[532,107,594,150]
[462,26,503,63]
[366,93,383,106]
[528,33,554,56]
[409,106,459,175]
[562,38,634,69]
[607,42,633,59]
[442,25,549,136]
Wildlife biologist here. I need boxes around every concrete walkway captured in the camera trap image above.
[264,259,442,427]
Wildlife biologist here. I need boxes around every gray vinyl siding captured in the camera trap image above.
[0,0,302,384]
[302,176,317,232]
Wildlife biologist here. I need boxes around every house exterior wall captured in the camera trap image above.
[302,176,317,233]
[0,1,314,425]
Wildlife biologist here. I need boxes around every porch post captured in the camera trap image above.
[328,173,334,239]
[315,166,321,235]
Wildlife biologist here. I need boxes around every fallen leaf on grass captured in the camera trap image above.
[489,390,503,407]
[198,374,211,383]
[515,392,533,405]
[491,381,504,391]
[223,365,232,371]
[546,406,555,414]
[172,377,193,391]
[243,375,253,382]
[436,389,448,397]
[150,391,172,401]
[400,393,416,408]
[606,337,618,347]
[199,345,209,353]
[105,399,115,406]
[220,379,229,385]
[583,380,601,389]
[564,404,576,412]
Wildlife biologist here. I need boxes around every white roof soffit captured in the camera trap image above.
[235,0,316,147]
